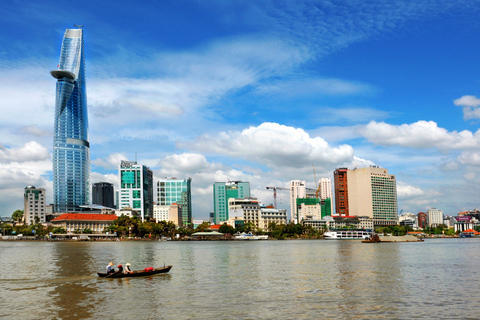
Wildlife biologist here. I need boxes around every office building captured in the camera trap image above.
[290,180,306,222]
[213,181,250,224]
[427,208,443,227]
[24,186,46,224]
[92,182,114,208]
[51,27,90,212]
[347,166,398,226]
[118,160,153,222]
[334,168,349,216]
[156,178,191,226]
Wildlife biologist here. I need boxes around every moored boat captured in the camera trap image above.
[234,232,268,240]
[324,230,372,240]
[97,265,172,278]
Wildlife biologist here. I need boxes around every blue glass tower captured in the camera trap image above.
[51,28,90,212]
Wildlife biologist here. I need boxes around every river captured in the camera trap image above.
[0,238,478,319]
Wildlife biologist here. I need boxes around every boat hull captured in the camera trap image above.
[97,265,172,278]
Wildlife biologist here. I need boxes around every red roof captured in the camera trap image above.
[52,213,118,222]
[209,224,221,230]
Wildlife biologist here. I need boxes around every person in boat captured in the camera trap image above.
[106,262,115,274]
[124,263,133,274]
[117,264,124,274]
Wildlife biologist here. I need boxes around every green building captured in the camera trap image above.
[213,181,250,224]
[119,160,153,222]
[321,198,332,218]
[157,178,192,227]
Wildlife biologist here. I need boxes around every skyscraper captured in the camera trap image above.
[290,180,305,222]
[92,182,115,208]
[156,178,192,227]
[347,166,398,226]
[119,160,153,222]
[51,28,90,212]
[333,168,349,216]
[213,181,250,224]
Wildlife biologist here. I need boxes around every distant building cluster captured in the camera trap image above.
[4,27,480,237]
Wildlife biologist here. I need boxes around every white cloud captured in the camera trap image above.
[454,95,480,120]
[397,185,425,199]
[179,122,355,169]
[457,151,480,166]
[92,153,128,169]
[0,141,50,163]
[360,120,480,150]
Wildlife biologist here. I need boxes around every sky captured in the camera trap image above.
[1,0,480,220]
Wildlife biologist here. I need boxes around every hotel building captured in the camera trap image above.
[333,168,349,216]
[347,166,398,226]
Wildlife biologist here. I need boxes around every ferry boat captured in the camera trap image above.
[324,230,373,240]
[234,232,268,240]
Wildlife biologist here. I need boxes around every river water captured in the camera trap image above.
[0,238,479,319]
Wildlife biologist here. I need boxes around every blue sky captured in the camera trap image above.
[2,0,480,219]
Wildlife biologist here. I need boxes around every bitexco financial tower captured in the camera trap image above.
[51,27,90,212]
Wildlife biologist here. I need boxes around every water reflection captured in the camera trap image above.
[48,242,98,319]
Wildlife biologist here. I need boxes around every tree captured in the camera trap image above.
[219,223,235,235]
[195,221,211,232]
[52,227,66,234]
[82,228,93,234]
[12,210,24,223]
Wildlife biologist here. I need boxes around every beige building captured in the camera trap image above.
[427,208,443,227]
[24,186,46,224]
[347,166,398,226]
[52,213,118,233]
[153,204,180,226]
[227,198,287,231]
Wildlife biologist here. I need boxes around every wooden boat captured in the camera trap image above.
[97,265,172,278]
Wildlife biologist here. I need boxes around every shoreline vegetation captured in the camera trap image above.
[0,215,465,242]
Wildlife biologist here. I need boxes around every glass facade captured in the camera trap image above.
[213,181,250,224]
[51,28,90,212]
[119,161,153,222]
[157,178,192,227]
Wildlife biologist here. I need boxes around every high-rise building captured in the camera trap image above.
[24,186,46,224]
[156,178,192,227]
[51,27,90,212]
[347,166,398,226]
[119,160,153,222]
[213,181,250,224]
[417,212,428,229]
[319,177,333,215]
[290,180,306,222]
[92,182,115,208]
[334,168,349,216]
[427,208,443,227]
[319,178,332,200]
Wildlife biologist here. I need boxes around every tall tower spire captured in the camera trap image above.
[51,28,90,212]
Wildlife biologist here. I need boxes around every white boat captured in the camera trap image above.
[324,230,372,240]
[234,232,268,240]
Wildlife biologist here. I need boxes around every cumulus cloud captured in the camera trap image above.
[454,95,480,120]
[92,153,128,169]
[360,120,480,150]
[179,122,354,169]
[457,151,480,166]
[0,141,50,163]
[397,185,425,199]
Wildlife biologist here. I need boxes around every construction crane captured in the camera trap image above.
[266,186,289,209]
[312,164,321,198]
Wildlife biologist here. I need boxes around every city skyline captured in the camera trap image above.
[1,1,480,219]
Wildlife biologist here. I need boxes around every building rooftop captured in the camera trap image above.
[52,213,118,222]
